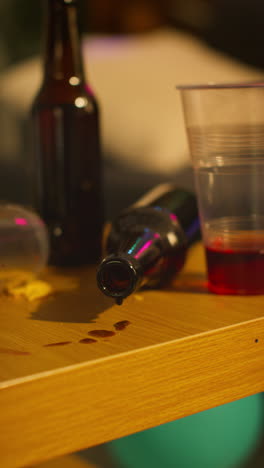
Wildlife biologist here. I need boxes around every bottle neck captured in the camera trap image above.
[97,255,143,305]
[43,0,85,83]
[97,187,200,303]
[97,230,162,302]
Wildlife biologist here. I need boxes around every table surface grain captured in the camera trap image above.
[0,243,263,468]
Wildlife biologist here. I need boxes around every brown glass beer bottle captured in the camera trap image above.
[31,0,103,266]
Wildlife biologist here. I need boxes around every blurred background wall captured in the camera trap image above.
[1,0,264,71]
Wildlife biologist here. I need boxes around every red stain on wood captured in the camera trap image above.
[0,347,31,356]
[43,341,72,347]
[114,320,131,331]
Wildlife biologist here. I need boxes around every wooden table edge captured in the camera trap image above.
[0,314,263,467]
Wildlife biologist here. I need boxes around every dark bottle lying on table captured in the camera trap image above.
[97,184,200,304]
[31,0,103,266]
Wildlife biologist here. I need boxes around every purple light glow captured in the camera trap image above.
[85,84,94,95]
[134,233,160,259]
[15,217,28,226]
[170,213,178,222]
[134,240,153,259]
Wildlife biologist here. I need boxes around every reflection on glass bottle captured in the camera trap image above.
[31,0,103,266]
[97,184,200,304]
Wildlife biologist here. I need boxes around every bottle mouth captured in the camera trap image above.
[97,257,140,299]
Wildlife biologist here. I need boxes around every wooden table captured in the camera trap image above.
[0,243,263,468]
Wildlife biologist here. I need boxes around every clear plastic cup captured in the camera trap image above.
[0,204,49,287]
[178,82,264,294]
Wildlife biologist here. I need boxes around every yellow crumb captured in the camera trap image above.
[0,268,79,301]
[6,280,53,301]
[0,270,34,288]
[134,294,143,301]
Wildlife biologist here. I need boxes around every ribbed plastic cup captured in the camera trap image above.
[178,82,264,294]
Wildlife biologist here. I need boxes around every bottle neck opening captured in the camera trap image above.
[97,257,142,300]
[43,0,85,82]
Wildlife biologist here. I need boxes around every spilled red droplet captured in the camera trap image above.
[79,338,97,344]
[114,320,131,331]
[0,347,31,356]
[43,341,72,347]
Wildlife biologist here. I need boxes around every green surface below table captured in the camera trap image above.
[108,394,264,468]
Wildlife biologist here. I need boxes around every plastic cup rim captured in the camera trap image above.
[176,81,264,91]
